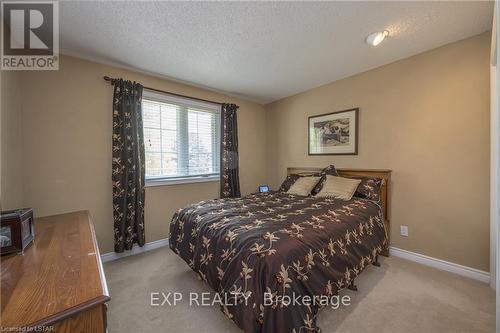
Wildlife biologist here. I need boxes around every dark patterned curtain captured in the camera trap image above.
[220,103,241,198]
[112,79,146,252]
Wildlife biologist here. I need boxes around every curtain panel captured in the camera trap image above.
[112,79,146,252]
[220,103,241,198]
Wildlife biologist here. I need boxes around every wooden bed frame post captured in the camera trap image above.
[287,167,392,257]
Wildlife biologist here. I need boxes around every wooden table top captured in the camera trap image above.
[1,211,110,329]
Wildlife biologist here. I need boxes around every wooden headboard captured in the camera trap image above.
[287,167,392,256]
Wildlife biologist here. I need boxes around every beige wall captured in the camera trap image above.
[1,71,24,210]
[1,33,490,271]
[13,55,267,253]
[266,33,491,271]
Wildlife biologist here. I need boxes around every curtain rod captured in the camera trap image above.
[103,76,239,108]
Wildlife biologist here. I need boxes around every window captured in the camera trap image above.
[142,89,221,185]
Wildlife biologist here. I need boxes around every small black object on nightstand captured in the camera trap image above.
[258,185,269,193]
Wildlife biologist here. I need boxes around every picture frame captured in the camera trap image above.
[308,108,359,155]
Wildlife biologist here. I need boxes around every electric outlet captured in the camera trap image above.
[400,225,409,237]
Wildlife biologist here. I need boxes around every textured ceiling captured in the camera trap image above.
[60,1,493,104]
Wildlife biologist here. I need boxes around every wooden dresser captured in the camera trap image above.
[1,211,110,332]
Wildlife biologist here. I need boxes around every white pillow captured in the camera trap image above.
[287,176,320,196]
[315,175,361,200]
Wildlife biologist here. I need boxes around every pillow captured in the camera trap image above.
[354,177,383,202]
[315,175,361,200]
[311,165,339,195]
[279,174,301,192]
[321,165,339,176]
[287,176,321,196]
[279,173,321,192]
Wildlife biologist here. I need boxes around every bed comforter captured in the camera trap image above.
[169,192,387,333]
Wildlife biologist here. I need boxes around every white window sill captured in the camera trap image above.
[145,175,220,187]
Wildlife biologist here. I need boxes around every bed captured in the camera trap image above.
[169,168,391,333]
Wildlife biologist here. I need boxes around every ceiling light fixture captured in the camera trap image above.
[366,30,389,46]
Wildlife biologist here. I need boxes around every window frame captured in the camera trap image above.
[142,89,221,186]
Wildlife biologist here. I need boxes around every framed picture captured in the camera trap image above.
[308,108,359,155]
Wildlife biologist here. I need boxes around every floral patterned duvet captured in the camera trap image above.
[169,191,387,333]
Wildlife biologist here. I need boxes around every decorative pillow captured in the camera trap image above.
[287,176,321,196]
[321,165,339,176]
[311,165,339,195]
[278,174,301,192]
[315,175,361,200]
[311,176,327,196]
[279,173,321,192]
[354,177,384,202]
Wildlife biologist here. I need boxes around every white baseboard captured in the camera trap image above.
[100,241,490,283]
[101,238,169,263]
[390,246,490,283]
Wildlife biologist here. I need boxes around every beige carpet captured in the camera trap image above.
[104,247,495,333]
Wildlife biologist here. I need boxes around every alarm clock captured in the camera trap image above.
[258,185,269,193]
